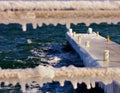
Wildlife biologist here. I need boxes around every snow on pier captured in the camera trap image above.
[66,28,120,67]
[66,28,120,93]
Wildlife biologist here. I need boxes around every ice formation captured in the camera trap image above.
[0,1,120,11]
[22,24,26,32]
[0,65,120,92]
[32,23,37,29]
[0,65,120,81]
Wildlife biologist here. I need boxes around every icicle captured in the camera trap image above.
[4,81,9,86]
[85,81,91,89]
[22,24,27,32]
[21,82,26,93]
[103,80,109,85]
[33,23,37,29]
[39,82,43,88]
[38,23,42,27]
[91,82,95,88]
[72,82,77,89]
[11,80,17,87]
[78,81,82,85]
[60,80,64,87]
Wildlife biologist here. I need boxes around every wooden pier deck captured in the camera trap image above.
[66,28,120,67]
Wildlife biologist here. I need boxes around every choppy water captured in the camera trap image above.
[0,23,83,69]
[0,22,120,93]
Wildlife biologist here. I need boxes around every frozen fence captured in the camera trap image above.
[0,1,120,11]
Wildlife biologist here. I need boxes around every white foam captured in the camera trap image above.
[30,43,81,67]
[27,39,32,44]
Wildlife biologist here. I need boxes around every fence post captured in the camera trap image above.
[85,40,90,48]
[104,50,109,66]
[88,28,93,34]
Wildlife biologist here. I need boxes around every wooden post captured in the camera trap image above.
[104,50,109,66]
[38,23,42,27]
[69,28,73,36]
[85,40,90,48]
[96,32,99,36]
[107,35,110,44]
[88,28,92,34]
[78,35,82,44]
[73,32,76,37]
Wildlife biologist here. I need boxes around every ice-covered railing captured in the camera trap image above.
[0,65,120,92]
[0,65,120,80]
[0,65,120,85]
[0,1,120,11]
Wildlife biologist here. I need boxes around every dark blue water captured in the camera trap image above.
[0,23,84,69]
[0,22,120,93]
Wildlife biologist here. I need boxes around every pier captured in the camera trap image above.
[0,0,120,92]
[0,24,120,93]
[66,28,120,93]
[66,28,120,67]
